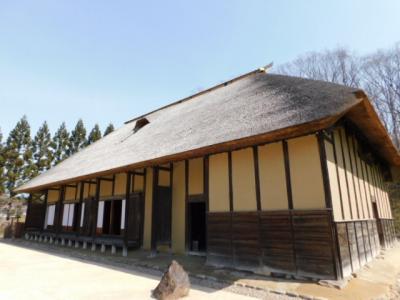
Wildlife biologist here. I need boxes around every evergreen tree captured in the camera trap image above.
[52,122,70,165]
[103,123,115,136]
[69,119,87,155]
[0,129,6,195]
[5,116,34,194]
[32,121,53,175]
[87,124,102,145]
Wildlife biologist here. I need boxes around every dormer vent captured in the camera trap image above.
[133,118,149,133]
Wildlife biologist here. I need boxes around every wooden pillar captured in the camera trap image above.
[92,178,101,238]
[169,163,173,249]
[151,167,159,252]
[24,194,33,230]
[204,156,209,253]
[76,181,84,237]
[41,190,49,231]
[56,186,65,234]
[282,140,293,209]
[185,160,189,251]
[317,132,333,209]
[228,151,233,260]
[123,172,132,247]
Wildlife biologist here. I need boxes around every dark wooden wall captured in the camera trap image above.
[25,203,46,230]
[378,218,397,249]
[335,220,380,277]
[207,209,338,280]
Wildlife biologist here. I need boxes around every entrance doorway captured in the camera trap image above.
[372,202,384,246]
[102,199,122,236]
[188,201,206,253]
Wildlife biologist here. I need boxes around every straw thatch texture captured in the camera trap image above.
[15,71,394,192]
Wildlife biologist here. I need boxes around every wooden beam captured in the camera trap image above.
[228,151,234,260]
[185,160,189,251]
[124,172,131,246]
[317,132,333,209]
[56,186,65,234]
[91,178,101,238]
[41,190,49,231]
[228,151,233,212]
[204,155,209,253]
[82,180,96,184]
[76,181,84,237]
[158,166,171,172]
[112,175,116,196]
[283,141,293,209]
[253,146,261,211]
[141,168,147,246]
[98,177,114,182]
[132,171,145,176]
[24,194,32,230]
[169,163,173,249]
[65,184,78,188]
[150,167,159,252]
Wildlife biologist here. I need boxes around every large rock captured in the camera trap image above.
[152,260,190,300]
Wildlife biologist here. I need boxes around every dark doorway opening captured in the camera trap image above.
[72,203,80,232]
[372,202,384,246]
[102,201,111,234]
[189,202,206,252]
[102,200,122,236]
[111,199,122,235]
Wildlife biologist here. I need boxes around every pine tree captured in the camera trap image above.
[32,121,53,175]
[52,122,70,165]
[103,123,115,136]
[0,129,6,195]
[5,116,34,194]
[69,119,87,155]
[87,124,102,145]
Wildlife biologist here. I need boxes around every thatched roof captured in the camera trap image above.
[16,69,400,193]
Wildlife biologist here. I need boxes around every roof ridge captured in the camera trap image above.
[124,64,273,124]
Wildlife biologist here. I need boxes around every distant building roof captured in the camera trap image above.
[16,69,400,193]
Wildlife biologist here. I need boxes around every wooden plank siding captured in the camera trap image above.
[207,210,337,279]
[335,220,380,277]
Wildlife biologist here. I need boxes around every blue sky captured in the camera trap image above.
[1,0,400,137]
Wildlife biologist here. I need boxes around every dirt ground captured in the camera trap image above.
[0,242,260,300]
[1,239,400,300]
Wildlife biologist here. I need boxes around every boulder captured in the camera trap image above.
[152,260,190,300]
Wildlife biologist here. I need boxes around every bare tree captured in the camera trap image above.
[361,43,400,148]
[276,44,400,148]
[277,48,361,88]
